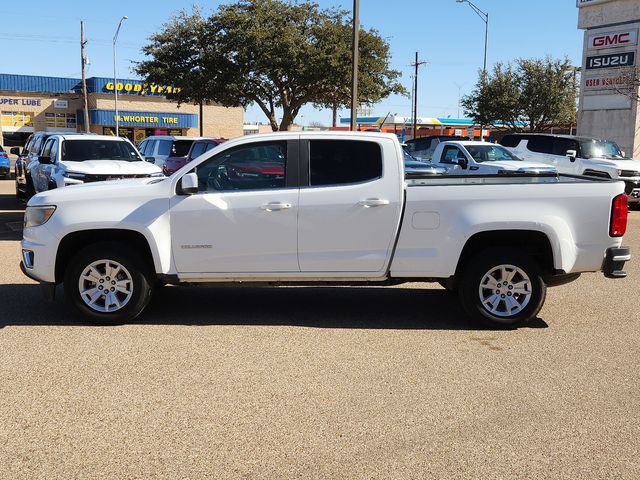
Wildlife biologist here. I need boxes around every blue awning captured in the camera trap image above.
[79,109,198,129]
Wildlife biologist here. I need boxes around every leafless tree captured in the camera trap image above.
[613,66,640,102]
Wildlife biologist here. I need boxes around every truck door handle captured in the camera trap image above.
[260,202,292,211]
[358,198,390,208]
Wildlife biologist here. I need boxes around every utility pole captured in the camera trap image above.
[410,52,428,140]
[80,21,90,133]
[350,0,359,131]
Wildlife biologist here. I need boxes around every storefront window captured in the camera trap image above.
[1,111,34,127]
[45,112,76,129]
[102,126,135,141]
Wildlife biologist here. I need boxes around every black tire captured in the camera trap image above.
[15,178,25,200]
[458,248,546,329]
[25,176,35,199]
[64,242,155,324]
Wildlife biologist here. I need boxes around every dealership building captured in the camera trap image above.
[0,74,244,147]
[577,0,640,157]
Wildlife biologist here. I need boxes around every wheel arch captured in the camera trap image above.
[454,230,556,281]
[55,229,157,283]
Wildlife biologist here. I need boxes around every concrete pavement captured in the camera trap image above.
[0,179,638,479]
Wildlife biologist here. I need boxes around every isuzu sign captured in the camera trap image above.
[586,52,635,69]
[588,29,638,50]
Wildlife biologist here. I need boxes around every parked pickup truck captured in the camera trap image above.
[431,140,557,175]
[20,132,630,328]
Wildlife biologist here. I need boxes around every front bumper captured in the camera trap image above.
[603,246,631,279]
[20,261,56,300]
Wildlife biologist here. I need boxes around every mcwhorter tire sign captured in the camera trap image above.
[586,51,635,69]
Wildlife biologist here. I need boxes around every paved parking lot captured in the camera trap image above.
[1,178,639,479]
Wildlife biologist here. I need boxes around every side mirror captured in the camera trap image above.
[565,150,577,162]
[10,147,20,155]
[179,172,198,195]
[38,156,53,165]
[145,156,156,163]
[456,157,468,169]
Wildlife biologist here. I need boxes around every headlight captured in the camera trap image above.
[24,206,56,228]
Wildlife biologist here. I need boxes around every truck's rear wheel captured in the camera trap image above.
[459,248,546,329]
[64,242,154,324]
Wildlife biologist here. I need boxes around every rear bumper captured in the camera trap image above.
[603,246,631,279]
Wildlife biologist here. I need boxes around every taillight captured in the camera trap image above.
[610,194,628,237]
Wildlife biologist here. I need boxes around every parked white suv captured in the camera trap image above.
[500,134,640,204]
[32,134,163,193]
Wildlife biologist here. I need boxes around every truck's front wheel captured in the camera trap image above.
[459,248,546,329]
[64,243,154,324]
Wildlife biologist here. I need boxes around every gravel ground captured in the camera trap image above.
[0,179,639,479]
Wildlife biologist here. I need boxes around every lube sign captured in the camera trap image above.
[586,52,635,69]
[588,29,638,50]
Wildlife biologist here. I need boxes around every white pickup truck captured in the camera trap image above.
[20,132,630,328]
[430,140,557,175]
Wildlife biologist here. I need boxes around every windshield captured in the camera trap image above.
[465,145,521,163]
[61,140,143,162]
[580,140,625,159]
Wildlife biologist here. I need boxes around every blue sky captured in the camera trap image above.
[0,1,583,126]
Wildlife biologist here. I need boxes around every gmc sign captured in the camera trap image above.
[588,29,638,50]
[586,52,635,70]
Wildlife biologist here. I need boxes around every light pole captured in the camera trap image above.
[456,0,488,75]
[113,15,128,137]
[350,0,359,131]
[456,0,488,139]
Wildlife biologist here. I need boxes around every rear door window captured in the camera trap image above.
[500,135,520,147]
[309,140,382,186]
[171,140,193,157]
[157,140,172,156]
[527,136,553,154]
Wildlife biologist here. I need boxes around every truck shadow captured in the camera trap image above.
[0,283,548,330]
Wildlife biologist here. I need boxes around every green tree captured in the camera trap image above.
[461,56,577,132]
[135,0,405,131]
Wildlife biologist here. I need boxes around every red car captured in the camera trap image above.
[162,138,225,175]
